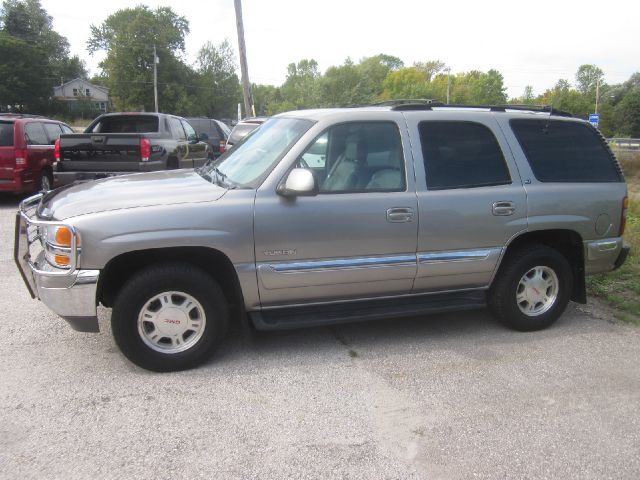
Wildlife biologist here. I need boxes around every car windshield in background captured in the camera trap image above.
[88,115,159,133]
[0,122,13,146]
[228,122,261,144]
[199,117,313,188]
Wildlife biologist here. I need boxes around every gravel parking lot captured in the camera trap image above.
[1,193,639,480]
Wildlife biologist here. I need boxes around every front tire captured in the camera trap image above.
[489,245,573,331]
[111,263,228,371]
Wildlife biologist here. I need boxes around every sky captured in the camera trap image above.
[40,0,639,99]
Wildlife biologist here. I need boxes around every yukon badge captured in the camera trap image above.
[263,249,297,256]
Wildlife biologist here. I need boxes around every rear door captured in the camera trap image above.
[404,112,528,292]
[24,121,52,188]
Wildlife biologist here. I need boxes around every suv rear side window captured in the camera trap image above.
[25,122,49,145]
[0,122,13,147]
[510,119,621,182]
[419,121,511,190]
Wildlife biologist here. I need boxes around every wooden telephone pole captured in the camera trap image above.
[234,0,254,118]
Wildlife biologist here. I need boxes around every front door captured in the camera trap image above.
[180,119,208,167]
[254,121,419,307]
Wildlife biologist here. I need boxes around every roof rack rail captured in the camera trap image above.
[0,113,44,119]
[390,103,573,117]
[371,99,439,109]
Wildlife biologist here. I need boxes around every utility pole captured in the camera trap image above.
[153,44,159,113]
[234,0,253,118]
[595,77,600,114]
[446,67,451,104]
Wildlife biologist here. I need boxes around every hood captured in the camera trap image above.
[41,170,228,219]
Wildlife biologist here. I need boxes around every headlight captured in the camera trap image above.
[40,225,80,269]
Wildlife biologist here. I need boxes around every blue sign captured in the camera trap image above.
[589,113,600,128]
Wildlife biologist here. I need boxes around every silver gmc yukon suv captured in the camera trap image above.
[15,103,630,371]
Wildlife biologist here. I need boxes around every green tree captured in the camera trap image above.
[380,67,429,100]
[511,85,536,105]
[0,0,86,110]
[357,54,404,100]
[469,69,507,104]
[280,58,321,109]
[614,89,640,137]
[320,58,362,106]
[195,40,241,118]
[88,6,194,113]
[0,31,49,109]
[252,83,283,116]
[414,60,446,82]
[575,64,604,97]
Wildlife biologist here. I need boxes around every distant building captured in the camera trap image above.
[53,78,111,113]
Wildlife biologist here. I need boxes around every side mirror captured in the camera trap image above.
[277,168,318,197]
[199,132,209,141]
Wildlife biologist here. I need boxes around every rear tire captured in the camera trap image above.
[167,157,179,169]
[111,263,228,371]
[489,245,573,331]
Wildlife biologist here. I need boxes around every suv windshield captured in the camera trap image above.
[199,117,312,188]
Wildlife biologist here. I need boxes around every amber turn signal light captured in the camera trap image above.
[55,226,72,247]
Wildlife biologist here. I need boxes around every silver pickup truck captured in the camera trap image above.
[15,103,630,371]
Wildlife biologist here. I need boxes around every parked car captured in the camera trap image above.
[186,117,231,159]
[54,112,210,187]
[0,114,73,193]
[225,117,267,150]
[15,103,629,371]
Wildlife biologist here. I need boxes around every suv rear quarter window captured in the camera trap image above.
[510,119,622,182]
[419,121,511,190]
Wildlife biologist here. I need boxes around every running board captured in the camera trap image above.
[249,291,487,331]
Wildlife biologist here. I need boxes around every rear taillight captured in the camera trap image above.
[620,196,629,236]
[54,138,60,161]
[140,138,151,162]
[219,139,225,154]
[15,148,27,171]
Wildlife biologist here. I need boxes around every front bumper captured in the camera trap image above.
[14,194,100,332]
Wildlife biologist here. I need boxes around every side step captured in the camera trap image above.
[249,290,487,331]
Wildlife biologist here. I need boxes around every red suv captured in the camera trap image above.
[0,114,74,193]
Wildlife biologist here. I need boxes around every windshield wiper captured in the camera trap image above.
[212,166,237,189]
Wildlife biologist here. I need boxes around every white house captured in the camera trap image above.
[53,78,111,113]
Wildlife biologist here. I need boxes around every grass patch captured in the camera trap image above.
[586,152,640,325]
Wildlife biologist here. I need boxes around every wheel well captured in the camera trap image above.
[41,166,53,181]
[500,229,586,303]
[98,247,244,312]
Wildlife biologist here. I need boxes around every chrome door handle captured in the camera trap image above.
[387,207,414,223]
[492,201,515,216]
